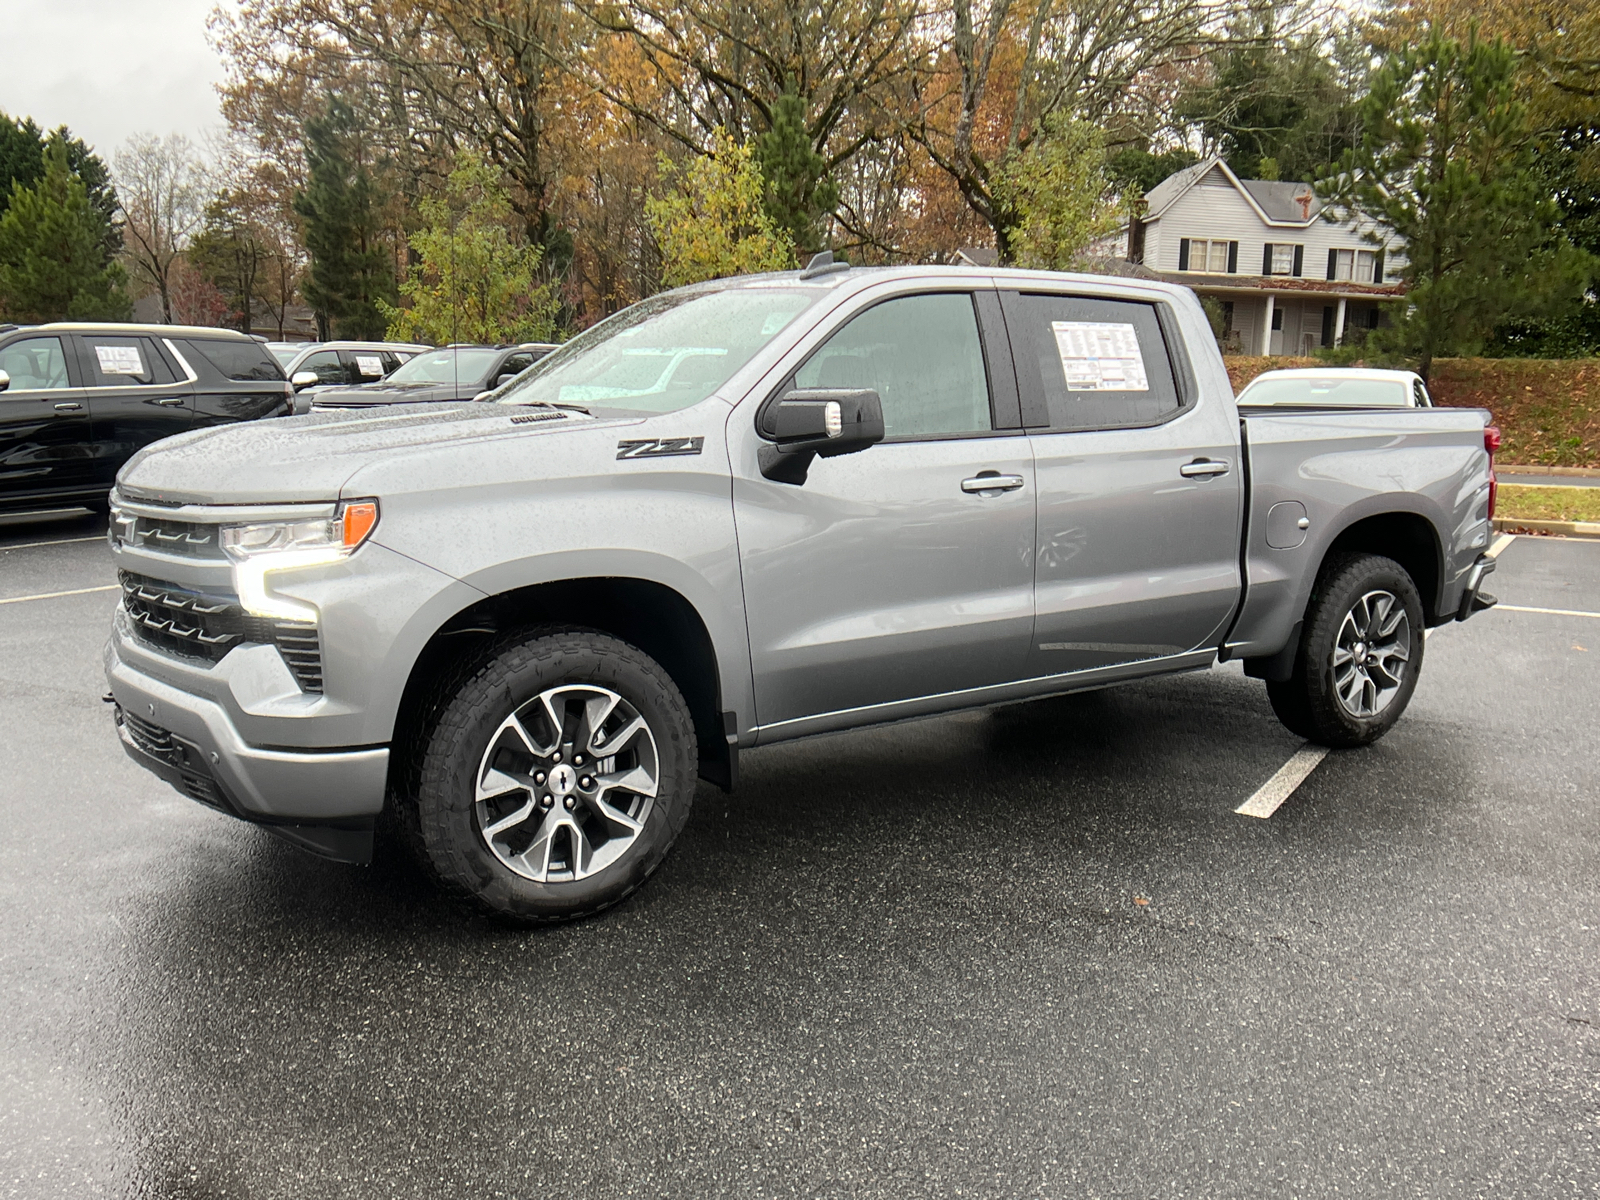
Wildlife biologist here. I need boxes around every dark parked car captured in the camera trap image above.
[269,341,433,414]
[310,343,556,410]
[0,323,292,512]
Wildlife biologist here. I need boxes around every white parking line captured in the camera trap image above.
[0,584,118,606]
[0,535,105,552]
[1235,744,1330,819]
[1497,604,1600,619]
[1486,532,1516,559]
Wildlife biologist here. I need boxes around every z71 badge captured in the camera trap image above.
[616,437,704,460]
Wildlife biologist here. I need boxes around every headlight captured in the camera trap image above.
[221,499,379,621]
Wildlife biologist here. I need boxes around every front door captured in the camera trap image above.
[75,333,193,486]
[733,289,1037,735]
[999,290,1243,676]
[0,334,96,503]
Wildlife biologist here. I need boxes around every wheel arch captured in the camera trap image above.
[1320,508,1444,625]
[392,576,737,795]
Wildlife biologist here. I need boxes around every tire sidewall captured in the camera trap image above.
[1304,555,1425,745]
[418,632,696,921]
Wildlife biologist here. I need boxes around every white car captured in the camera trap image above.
[268,341,433,414]
[1236,367,1433,409]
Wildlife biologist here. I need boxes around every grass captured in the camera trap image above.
[1495,484,1600,523]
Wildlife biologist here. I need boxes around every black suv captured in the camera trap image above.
[310,343,556,410]
[0,323,292,512]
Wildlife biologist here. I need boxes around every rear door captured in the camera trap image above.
[0,334,96,502]
[1002,290,1244,675]
[74,333,193,488]
[173,337,292,428]
[733,286,1037,733]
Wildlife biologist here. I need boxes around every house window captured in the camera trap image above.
[1329,249,1381,282]
[1354,250,1378,283]
[1180,238,1233,273]
[1264,243,1302,276]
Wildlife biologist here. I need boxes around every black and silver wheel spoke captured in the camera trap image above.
[1332,588,1412,719]
[473,683,659,883]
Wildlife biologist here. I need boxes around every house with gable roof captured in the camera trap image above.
[1113,157,1405,356]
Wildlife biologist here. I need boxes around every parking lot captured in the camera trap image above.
[2,510,1596,1199]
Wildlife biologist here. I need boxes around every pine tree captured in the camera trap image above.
[1322,27,1592,379]
[293,99,395,340]
[753,88,837,255]
[0,141,129,321]
[0,112,119,263]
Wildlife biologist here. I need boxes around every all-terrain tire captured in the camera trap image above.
[1266,552,1426,749]
[400,628,697,923]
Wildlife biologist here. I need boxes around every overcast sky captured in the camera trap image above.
[0,0,224,158]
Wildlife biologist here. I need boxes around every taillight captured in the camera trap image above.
[1484,424,1500,518]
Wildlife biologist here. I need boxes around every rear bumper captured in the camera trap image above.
[107,643,388,838]
[1456,553,1498,621]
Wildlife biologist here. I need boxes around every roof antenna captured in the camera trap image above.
[798,250,850,280]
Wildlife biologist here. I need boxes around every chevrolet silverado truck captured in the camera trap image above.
[103,261,1500,923]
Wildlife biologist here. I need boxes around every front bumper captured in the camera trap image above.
[107,642,389,850]
[1455,552,1499,621]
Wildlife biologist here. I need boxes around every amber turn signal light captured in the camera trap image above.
[341,500,379,548]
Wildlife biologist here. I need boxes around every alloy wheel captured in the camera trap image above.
[473,684,660,882]
[1331,589,1411,719]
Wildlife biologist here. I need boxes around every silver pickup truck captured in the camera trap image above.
[103,263,1499,922]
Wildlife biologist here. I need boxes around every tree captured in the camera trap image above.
[754,86,839,255]
[381,151,559,345]
[0,141,130,322]
[294,98,397,339]
[1,112,121,261]
[645,130,796,288]
[1321,27,1592,379]
[992,113,1118,268]
[189,190,269,332]
[115,133,210,323]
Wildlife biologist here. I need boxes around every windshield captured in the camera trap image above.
[1240,376,1410,407]
[491,285,820,414]
[387,348,501,385]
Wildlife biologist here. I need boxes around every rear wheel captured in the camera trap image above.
[1266,553,1425,748]
[404,629,697,923]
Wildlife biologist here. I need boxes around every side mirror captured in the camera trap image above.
[494,372,518,388]
[291,371,319,392]
[0,370,9,393]
[757,388,885,484]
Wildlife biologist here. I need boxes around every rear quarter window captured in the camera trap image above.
[183,338,286,382]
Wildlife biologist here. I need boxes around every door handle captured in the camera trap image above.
[53,401,83,412]
[1179,458,1230,478]
[153,397,187,407]
[961,473,1025,494]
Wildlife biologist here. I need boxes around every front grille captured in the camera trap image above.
[116,708,230,812]
[110,510,226,559]
[119,571,324,693]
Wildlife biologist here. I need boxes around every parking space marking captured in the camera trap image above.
[0,535,105,552]
[1497,604,1600,619]
[1486,532,1516,559]
[1235,743,1330,819]
[0,584,118,606]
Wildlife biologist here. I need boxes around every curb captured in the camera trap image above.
[1498,464,1600,478]
[1493,517,1600,540]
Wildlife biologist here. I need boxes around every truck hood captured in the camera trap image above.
[311,381,475,407]
[117,403,627,505]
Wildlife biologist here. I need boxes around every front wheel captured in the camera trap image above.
[1267,552,1425,748]
[404,630,697,923]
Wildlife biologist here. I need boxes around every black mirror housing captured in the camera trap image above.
[758,388,885,483]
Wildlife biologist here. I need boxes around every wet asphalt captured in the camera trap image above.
[1,511,1597,1199]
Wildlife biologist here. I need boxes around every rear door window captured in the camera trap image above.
[80,336,177,386]
[348,351,387,380]
[185,338,286,382]
[1006,294,1183,431]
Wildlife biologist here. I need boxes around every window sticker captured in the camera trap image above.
[95,344,145,376]
[1049,321,1148,391]
[355,354,384,377]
